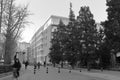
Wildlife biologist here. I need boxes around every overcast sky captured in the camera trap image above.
[16,0,107,43]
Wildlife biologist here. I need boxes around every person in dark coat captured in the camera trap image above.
[25,61,29,69]
[37,62,41,69]
[44,61,46,67]
[12,58,21,77]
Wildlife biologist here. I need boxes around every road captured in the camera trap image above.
[0,65,120,80]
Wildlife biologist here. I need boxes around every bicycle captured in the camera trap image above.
[13,68,19,80]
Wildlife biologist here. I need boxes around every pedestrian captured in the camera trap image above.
[37,62,41,69]
[25,61,29,69]
[44,61,46,67]
[12,58,21,78]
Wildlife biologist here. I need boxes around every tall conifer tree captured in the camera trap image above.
[64,3,76,68]
[77,6,98,70]
[49,20,66,65]
[101,0,120,67]
[103,0,120,52]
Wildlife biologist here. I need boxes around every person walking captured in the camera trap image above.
[12,58,21,79]
[44,61,46,67]
[25,61,29,69]
[37,62,41,69]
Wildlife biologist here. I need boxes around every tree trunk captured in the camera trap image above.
[87,62,91,71]
[53,63,55,67]
[111,53,116,68]
[4,34,13,64]
[61,61,63,68]
[71,64,74,69]
[4,51,11,64]
[4,38,12,64]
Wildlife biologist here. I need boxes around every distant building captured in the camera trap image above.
[16,42,30,63]
[30,15,69,64]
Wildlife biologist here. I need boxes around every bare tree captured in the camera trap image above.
[0,0,3,33]
[1,0,30,64]
[0,0,6,33]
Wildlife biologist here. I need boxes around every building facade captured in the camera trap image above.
[30,15,69,64]
[17,42,30,63]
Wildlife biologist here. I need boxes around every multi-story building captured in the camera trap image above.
[17,42,30,63]
[30,15,69,64]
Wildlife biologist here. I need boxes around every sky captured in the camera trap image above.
[16,0,107,43]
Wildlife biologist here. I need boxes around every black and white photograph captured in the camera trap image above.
[0,0,120,80]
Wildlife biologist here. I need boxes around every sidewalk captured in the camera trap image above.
[0,64,26,80]
[76,67,120,78]
[76,70,120,80]
[56,65,120,76]
[58,66,120,80]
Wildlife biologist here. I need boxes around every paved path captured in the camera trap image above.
[0,66,120,80]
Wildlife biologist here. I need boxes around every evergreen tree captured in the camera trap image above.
[95,27,110,69]
[64,3,78,68]
[101,0,120,67]
[49,20,66,65]
[104,0,120,51]
[77,6,98,70]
